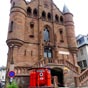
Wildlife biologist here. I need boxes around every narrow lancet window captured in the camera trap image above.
[44,28,50,42]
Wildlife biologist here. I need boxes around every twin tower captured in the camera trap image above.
[6,0,80,87]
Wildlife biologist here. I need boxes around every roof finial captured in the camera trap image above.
[63,4,70,13]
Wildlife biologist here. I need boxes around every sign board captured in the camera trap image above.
[8,71,15,78]
[59,51,70,55]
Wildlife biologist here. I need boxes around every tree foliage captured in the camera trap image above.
[6,81,18,88]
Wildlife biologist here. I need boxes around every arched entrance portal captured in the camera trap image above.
[51,68,64,87]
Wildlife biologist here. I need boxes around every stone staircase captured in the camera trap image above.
[14,58,88,87]
[32,58,80,74]
[75,68,88,87]
[14,58,80,76]
[32,58,88,87]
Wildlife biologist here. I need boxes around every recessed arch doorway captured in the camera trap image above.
[51,68,64,87]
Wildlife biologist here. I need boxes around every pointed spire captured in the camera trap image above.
[63,5,70,14]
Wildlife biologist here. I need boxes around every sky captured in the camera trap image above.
[0,0,88,66]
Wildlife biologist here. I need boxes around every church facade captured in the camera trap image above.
[6,0,88,88]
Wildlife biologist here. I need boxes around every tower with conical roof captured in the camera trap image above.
[63,5,77,52]
[63,5,70,13]
[6,0,80,87]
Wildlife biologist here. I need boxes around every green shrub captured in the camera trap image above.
[6,81,18,88]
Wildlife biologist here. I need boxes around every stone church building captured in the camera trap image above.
[6,0,88,87]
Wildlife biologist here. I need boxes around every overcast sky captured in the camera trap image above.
[0,0,88,66]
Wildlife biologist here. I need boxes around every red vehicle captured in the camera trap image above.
[29,68,52,88]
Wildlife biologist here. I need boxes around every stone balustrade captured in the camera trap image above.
[32,58,79,73]
[75,68,88,87]
[14,66,30,76]
[65,60,79,73]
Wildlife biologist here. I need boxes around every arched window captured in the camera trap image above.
[24,50,26,56]
[42,11,46,19]
[9,21,13,32]
[33,8,38,17]
[60,16,64,23]
[27,7,32,16]
[29,22,34,38]
[44,47,52,58]
[44,28,50,42]
[47,12,51,20]
[59,29,64,42]
[30,22,34,28]
[12,2,15,7]
[55,14,59,22]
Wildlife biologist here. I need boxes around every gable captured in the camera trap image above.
[53,2,63,16]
